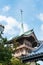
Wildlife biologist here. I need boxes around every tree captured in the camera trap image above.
[0,37,12,65]
[2,38,7,43]
[10,57,28,65]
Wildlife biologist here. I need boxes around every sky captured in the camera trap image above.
[0,0,43,64]
[0,0,43,40]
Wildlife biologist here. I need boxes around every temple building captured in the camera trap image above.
[5,29,39,58]
[13,29,39,57]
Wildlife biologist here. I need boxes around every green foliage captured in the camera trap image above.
[0,63,2,65]
[2,38,7,43]
[0,46,12,63]
[10,57,29,65]
[0,37,12,65]
[11,57,22,65]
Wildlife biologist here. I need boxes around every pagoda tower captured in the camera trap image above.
[12,29,39,57]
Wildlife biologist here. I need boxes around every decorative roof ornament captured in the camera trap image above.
[20,9,24,34]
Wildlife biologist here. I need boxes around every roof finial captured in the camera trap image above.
[20,9,24,34]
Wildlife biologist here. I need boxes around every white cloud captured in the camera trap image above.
[0,15,29,39]
[37,13,43,21]
[0,15,7,21]
[2,6,10,12]
[6,17,18,27]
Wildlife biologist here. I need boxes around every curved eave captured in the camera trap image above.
[13,44,34,50]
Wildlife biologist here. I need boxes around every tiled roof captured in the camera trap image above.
[21,42,43,62]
